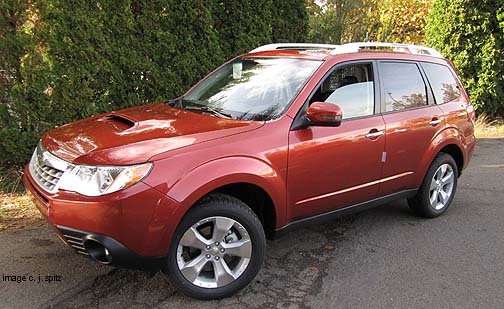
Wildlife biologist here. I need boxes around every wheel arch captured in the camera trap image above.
[167,156,286,238]
[438,144,464,176]
[417,127,466,187]
[198,183,277,239]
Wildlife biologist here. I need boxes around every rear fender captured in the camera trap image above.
[416,127,466,187]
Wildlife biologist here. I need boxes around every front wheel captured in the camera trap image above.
[408,153,458,218]
[163,194,266,299]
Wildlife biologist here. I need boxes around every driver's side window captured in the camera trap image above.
[309,63,375,119]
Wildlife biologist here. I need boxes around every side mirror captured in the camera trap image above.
[306,102,342,127]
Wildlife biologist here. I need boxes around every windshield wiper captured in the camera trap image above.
[180,100,233,119]
[166,97,184,108]
[184,105,233,119]
[168,98,233,119]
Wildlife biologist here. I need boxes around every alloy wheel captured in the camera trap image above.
[176,216,252,288]
[429,163,455,210]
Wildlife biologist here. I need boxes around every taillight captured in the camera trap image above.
[466,104,476,122]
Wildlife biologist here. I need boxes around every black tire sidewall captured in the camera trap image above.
[163,195,266,299]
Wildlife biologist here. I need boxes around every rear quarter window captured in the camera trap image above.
[421,62,460,104]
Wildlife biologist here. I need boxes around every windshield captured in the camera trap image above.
[171,58,322,121]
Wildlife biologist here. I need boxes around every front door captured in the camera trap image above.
[287,61,385,221]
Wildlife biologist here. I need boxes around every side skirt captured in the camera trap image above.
[274,189,418,238]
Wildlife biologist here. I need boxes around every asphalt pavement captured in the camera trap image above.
[1,138,503,308]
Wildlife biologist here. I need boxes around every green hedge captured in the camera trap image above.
[0,0,308,166]
[426,0,504,117]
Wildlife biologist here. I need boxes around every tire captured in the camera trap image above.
[408,152,458,218]
[163,193,266,299]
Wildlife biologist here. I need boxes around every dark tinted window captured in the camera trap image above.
[380,62,427,112]
[310,63,374,119]
[422,62,460,104]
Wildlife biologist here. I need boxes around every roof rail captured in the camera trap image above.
[249,42,444,59]
[330,42,444,58]
[250,43,340,53]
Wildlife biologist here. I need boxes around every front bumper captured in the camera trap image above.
[23,164,184,270]
[56,225,164,270]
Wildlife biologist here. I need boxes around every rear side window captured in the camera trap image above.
[422,62,460,104]
[380,62,427,112]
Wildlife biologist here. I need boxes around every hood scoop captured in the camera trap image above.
[42,103,263,165]
[99,114,136,131]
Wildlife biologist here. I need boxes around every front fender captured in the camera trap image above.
[167,156,287,228]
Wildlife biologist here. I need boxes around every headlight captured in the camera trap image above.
[58,162,153,196]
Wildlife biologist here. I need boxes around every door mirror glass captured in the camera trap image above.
[306,102,342,126]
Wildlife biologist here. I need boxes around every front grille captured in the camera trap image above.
[29,142,70,194]
[57,226,89,256]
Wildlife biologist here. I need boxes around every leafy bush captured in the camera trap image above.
[426,0,504,117]
[0,0,308,167]
[212,0,273,57]
[306,0,430,44]
[271,0,308,43]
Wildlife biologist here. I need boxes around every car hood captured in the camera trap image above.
[42,103,263,165]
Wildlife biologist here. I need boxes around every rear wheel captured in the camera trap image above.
[408,153,458,218]
[163,194,265,299]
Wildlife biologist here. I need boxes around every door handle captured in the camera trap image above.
[365,130,384,139]
[429,118,442,126]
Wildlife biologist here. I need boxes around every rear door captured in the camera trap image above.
[378,61,445,196]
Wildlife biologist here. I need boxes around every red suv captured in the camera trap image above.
[24,42,475,299]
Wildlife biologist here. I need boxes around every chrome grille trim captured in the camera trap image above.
[63,234,83,242]
[72,245,86,251]
[29,142,70,194]
[61,233,88,255]
[57,226,91,256]
[66,239,84,246]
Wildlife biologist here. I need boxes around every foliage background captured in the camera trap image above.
[1,0,503,168]
[306,0,432,45]
[306,0,504,118]
[426,0,504,117]
[0,0,307,166]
